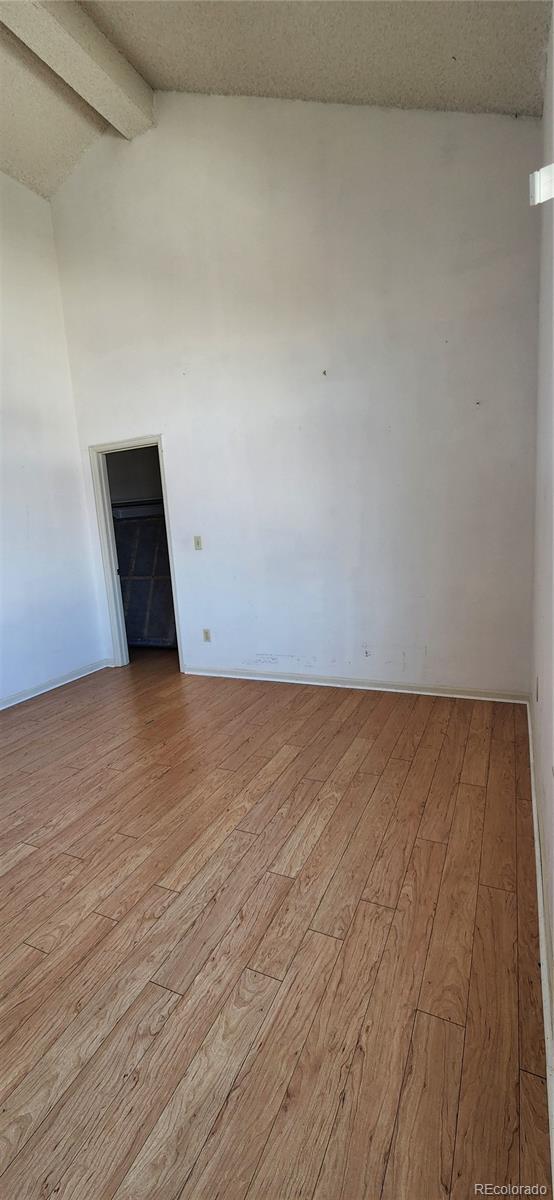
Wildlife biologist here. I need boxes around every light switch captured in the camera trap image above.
[194,535,203,550]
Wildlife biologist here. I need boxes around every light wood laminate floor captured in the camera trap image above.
[0,650,551,1199]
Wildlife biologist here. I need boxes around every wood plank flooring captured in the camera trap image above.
[0,650,551,1200]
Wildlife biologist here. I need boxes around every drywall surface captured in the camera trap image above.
[532,24,554,1045]
[52,93,540,696]
[0,172,104,705]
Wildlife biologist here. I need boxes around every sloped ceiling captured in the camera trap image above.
[0,23,105,198]
[1,0,552,199]
[84,0,552,117]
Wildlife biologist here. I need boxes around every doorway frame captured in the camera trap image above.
[89,435,184,671]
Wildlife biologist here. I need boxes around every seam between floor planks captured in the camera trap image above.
[0,653,550,1200]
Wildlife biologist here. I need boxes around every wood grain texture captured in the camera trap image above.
[0,842,37,878]
[177,929,340,1200]
[27,839,151,952]
[491,701,516,744]
[418,699,472,843]
[419,782,485,1024]
[0,942,45,999]
[516,779,546,1075]
[355,692,415,776]
[460,699,493,787]
[519,1070,552,1197]
[0,653,548,1200]
[270,778,341,877]
[152,786,312,993]
[0,983,181,1200]
[313,837,446,1200]
[113,969,279,1200]
[247,901,392,1200]
[515,705,532,802]
[312,758,408,937]
[249,772,374,979]
[362,742,441,908]
[451,885,519,1199]
[0,889,178,1171]
[41,873,291,1200]
[0,910,114,1046]
[0,884,176,1105]
[392,693,436,761]
[480,734,517,892]
[158,746,300,891]
[382,1010,464,1200]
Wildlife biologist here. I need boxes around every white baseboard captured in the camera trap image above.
[0,659,526,711]
[526,705,554,1172]
[0,660,112,710]
[182,663,527,704]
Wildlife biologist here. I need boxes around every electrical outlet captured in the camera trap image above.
[194,535,203,551]
[203,628,211,643]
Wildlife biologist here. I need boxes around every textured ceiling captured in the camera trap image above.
[0,22,105,198]
[0,1,551,199]
[83,0,552,117]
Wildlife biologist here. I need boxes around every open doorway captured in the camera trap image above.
[90,437,182,671]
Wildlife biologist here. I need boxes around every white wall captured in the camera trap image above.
[532,24,554,1048]
[0,172,104,706]
[52,94,540,696]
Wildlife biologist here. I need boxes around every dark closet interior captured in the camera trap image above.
[106,446,177,650]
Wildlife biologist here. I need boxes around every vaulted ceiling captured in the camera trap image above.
[1,0,552,199]
[83,0,552,114]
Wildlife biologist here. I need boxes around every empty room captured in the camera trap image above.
[0,1,553,1197]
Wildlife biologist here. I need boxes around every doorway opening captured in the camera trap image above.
[90,437,182,672]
